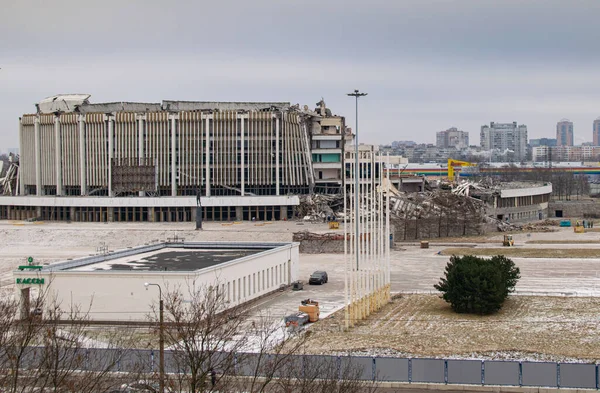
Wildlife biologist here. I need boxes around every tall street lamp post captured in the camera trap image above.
[347,90,367,270]
[145,282,164,392]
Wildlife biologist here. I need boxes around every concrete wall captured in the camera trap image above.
[14,242,299,321]
[20,110,313,197]
[394,217,485,241]
[0,195,298,208]
[549,200,600,218]
[500,184,552,198]
[298,239,346,254]
[487,202,549,222]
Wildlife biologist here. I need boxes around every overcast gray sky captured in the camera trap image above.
[2,0,600,149]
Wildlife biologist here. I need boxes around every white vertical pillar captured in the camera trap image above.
[138,115,144,164]
[34,117,42,196]
[205,115,211,197]
[385,153,390,288]
[107,115,114,197]
[54,115,62,196]
[170,114,177,196]
[275,116,280,195]
[18,118,24,195]
[78,115,86,195]
[344,153,349,329]
[138,115,145,197]
[240,114,245,196]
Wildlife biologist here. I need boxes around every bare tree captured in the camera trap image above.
[152,282,246,393]
[0,283,137,393]
[35,297,137,393]
[150,282,379,393]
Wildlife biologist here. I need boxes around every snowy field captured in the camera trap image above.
[3,219,600,359]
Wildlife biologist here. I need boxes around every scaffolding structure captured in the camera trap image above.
[344,151,391,329]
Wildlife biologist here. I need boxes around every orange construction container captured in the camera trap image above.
[298,304,320,322]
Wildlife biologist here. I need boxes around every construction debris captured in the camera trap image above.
[292,231,345,242]
[0,154,19,196]
[296,194,344,221]
[292,178,553,241]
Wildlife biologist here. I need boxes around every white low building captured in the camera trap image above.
[14,241,299,321]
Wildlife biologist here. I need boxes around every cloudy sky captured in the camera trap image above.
[2,0,600,149]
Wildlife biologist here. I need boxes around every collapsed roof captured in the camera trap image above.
[35,95,299,114]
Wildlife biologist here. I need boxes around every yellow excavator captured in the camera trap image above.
[447,159,477,182]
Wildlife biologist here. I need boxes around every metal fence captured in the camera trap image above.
[15,348,600,389]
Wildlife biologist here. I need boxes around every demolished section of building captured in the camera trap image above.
[0,154,19,196]
[293,177,553,248]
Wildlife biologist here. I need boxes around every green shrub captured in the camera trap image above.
[434,255,520,314]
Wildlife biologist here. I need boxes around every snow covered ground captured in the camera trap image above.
[3,220,600,360]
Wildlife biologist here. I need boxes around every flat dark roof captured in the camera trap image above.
[67,247,269,272]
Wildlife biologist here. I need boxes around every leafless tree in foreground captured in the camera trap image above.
[0,282,137,393]
[150,281,378,393]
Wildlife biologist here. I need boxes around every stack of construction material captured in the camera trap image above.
[299,299,320,322]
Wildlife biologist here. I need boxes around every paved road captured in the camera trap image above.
[254,224,600,321]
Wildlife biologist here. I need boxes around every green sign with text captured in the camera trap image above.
[16,278,44,285]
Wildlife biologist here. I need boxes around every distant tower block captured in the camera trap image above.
[344,149,391,329]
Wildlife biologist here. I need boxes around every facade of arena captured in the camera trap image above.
[1,95,349,222]
[14,241,299,321]
[479,182,553,222]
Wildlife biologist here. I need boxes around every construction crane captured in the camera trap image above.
[447,159,476,182]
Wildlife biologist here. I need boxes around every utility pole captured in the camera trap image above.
[347,90,367,271]
[145,283,165,392]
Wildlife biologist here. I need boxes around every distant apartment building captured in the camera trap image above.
[532,145,600,162]
[593,117,600,146]
[529,138,557,147]
[436,127,469,149]
[556,119,574,146]
[391,140,417,148]
[480,122,528,161]
[532,146,550,162]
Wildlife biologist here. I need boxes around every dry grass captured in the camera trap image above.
[526,240,600,244]
[306,294,600,360]
[439,247,600,258]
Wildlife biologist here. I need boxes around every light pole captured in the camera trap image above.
[347,89,367,270]
[196,188,202,230]
[145,282,164,393]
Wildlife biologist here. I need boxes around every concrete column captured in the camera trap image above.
[36,206,41,219]
[275,116,280,195]
[191,207,197,224]
[54,115,63,196]
[107,115,114,196]
[70,207,75,222]
[138,115,145,197]
[205,115,211,196]
[78,115,86,195]
[34,117,42,196]
[18,118,24,195]
[149,207,155,222]
[236,206,243,221]
[107,207,114,222]
[170,114,177,196]
[240,114,245,196]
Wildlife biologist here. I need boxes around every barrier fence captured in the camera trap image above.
[12,348,600,389]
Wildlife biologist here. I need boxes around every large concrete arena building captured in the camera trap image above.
[1,95,348,222]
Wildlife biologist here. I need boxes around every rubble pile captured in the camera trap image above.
[0,154,19,196]
[292,231,345,242]
[296,194,344,221]
[385,178,489,240]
